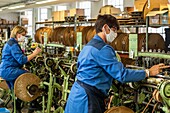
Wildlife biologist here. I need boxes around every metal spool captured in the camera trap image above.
[148,33,165,50]
[51,26,89,45]
[45,58,55,67]
[121,57,136,66]
[35,56,44,64]
[63,27,75,46]
[138,33,165,51]
[76,26,86,45]
[45,27,53,43]
[104,106,134,113]
[34,27,52,44]
[14,73,41,102]
[111,33,129,51]
[81,26,94,44]
[138,33,146,51]
[86,26,96,42]
[110,33,165,52]
[34,27,45,43]
[51,27,66,44]
[0,80,9,90]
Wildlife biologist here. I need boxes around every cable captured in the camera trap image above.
[142,97,154,113]
[152,102,158,113]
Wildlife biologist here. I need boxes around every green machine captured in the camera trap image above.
[159,80,170,113]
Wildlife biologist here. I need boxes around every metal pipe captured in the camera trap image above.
[146,16,149,52]
[141,84,157,89]
[142,101,155,107]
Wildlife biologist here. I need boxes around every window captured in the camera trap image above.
[58,6,67,11]
[40,8,48,22]
[108,0,124,11]
[148,27,168,40]
[79,1,91,19]
[25,10,32,37]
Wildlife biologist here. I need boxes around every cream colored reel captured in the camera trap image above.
[104,106,134,113]
[14,73,41,102]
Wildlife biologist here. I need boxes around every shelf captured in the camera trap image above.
[45,43,65,48]
[149,24,170,27]
[120,25,146,28]
[36,20,95,26]
[0,23,18,25]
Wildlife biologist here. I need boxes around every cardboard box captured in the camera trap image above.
[160,10,168,24]
[70,8,84,16]
[100,5,121,15]
[59,10,69,21]
[53,11,60,21]
[134,0,146,11]
[21,18,28,25]
[146,10,168,25]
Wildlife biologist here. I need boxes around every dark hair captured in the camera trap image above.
[94,14,120,33]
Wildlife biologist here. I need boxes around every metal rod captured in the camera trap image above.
[142,101,155,107]
[42,95,45,113]
[141,84,157,89]
[47,73,53,113]
[146,16,149,52]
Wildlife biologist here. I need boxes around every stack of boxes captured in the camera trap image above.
[146,4,170,25]
[53,8,84,22]
[99,5,121,16]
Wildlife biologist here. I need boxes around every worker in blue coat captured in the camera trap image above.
[64,14,169,113]
[0,26,42,113]
[0,26,41,88]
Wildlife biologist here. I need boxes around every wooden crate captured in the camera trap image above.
[70,8,84,16]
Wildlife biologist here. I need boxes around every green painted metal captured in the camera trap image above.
[138,52,170,59]
[46,73,53,113]
[76,32,82,51]
[42,95,45,113]
[146,17,149,52]
[45,43,65,48]
[11,89,16,113]
[59,66,70,113]
[129,34,138,58]
[159,80,170,113]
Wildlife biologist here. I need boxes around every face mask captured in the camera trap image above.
[18,35,26,42]
[104,25,117,43]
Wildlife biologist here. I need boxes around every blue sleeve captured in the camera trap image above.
[96,46,146,83]
[11,44,28,65]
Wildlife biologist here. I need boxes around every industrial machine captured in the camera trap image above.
[0,32,170,113]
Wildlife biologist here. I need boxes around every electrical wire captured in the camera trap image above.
[142,97,154,113]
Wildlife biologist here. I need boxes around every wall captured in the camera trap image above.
[91,0,103,19]
[0,12,19,22]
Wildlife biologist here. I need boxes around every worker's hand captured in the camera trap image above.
[149,63,170,76]
[33,47,42,55]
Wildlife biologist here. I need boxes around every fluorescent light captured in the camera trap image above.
[8,4,25,9]
[0,6,9,10]
[36,0,56,4]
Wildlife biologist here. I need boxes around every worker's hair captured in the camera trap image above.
[10,26,27,38]
[94,14,120,33]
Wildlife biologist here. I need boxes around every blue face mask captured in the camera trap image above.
[104,25,117,43]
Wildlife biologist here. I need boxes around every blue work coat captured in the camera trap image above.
[65,35,146,113]
[0,38,28,88]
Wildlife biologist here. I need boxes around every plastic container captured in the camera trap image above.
[0,108,10,113]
